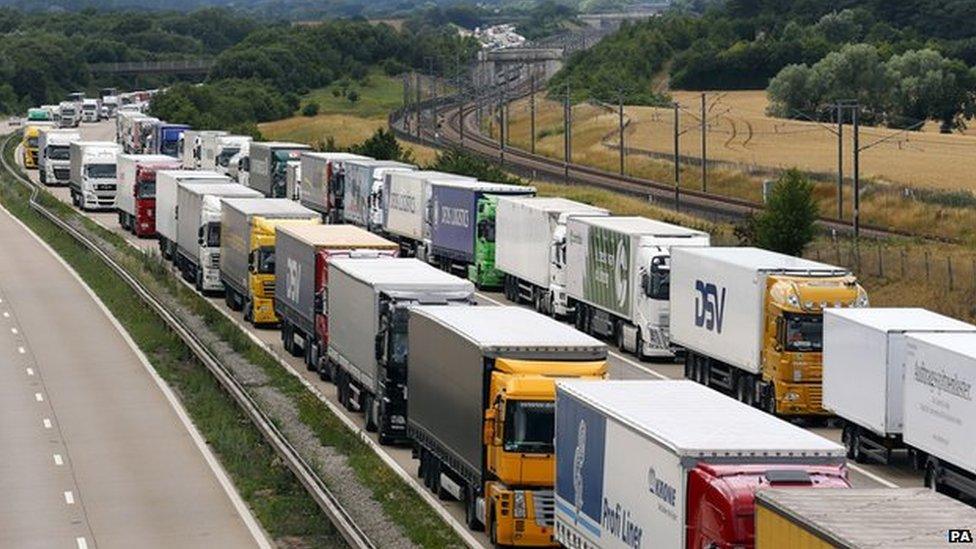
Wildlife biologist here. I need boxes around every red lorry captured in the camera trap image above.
[116,154,182,237]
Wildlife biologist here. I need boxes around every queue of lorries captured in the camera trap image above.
[17,93,976,548]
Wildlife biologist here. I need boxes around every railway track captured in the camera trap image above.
[392,88,949,243]
[0,132,378,549]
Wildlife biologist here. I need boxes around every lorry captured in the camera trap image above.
[132,116,160,154]
[27,107,50,122]
[155,170,231,258]
[69,141,122,210]
[227,140,251,186]
[248,142,312,198]
[175,183,263,292]
[285,161,301,201]
[670,247,869,416]
[496,197,609,318]
[407,305,607,546]
[115,154,183,237]
[201,134,250,174]
[151,122,190,158]
[381,171,479,260]
[566,216,711,359]
[22,123,52,169]
[428,179,535,288]
[81,99,100,123]
[58,101,80,128]
[554,379,850,549]
[101,96,118,119]
[38,127,80,185]
[273,226,398,374]
[824,308,976,465]
[298,152,369,221]
[342,159,415,231]
[326,258,474,443]
[755,488,976,548]
[904,332,976,499]
[180,130,226,169]
[219,199,320,325]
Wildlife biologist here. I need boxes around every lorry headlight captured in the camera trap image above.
[513,491,527,519]
[787,293,800,308]
[855,291,869,308]
[784,391,799,402]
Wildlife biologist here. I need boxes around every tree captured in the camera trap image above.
[426,148,524,186]
[348,128,413,163]
[754,169,818,256]
[886,49,976,131]
[301,102,319,117]
[347,90,360,104]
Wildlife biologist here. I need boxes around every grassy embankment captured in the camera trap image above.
[260,70,439,164]
[0,135,464,547]
[500,91,976,244]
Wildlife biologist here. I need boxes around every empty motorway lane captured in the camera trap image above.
[0,200,268,547]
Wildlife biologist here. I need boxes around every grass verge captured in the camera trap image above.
[0,137,343,547]
[2,135,464,548]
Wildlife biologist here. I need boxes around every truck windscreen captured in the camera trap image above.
[257,246,275,274]
[136,181,156,199]
[217,148,239,167]
[784,313,823,352]
[27,137,38,148]
[205,222,221,247]
[47,146,69,160]
[86,164,116,179]
[504,400,555,454]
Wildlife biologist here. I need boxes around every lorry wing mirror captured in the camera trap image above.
[483,408,497,445]
[374,333,384,361]
[247,251,256,273]
[198,226,204,245]
[641,272,650,296]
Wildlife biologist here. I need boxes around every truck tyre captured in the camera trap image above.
[243,297,253,324]
[924,461,941,493]
[195,270,203,292]
[635,331,647,362]
[282,322,293,354]
[616,323,626,352]
[464,485,483,531]
[848,426,866,463]
[40,170,46,185]
[761,385,777,415]
[364,394,377,432]
[735,376,752,406]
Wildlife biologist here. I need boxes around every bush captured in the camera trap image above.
[754,169,818,256]
[347,90,360,103]
[301,102,319,117]
[426,148,524,186]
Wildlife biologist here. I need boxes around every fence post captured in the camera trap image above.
[835,244,841,265]
[877,244,884,278]
[901,249,907,279]
[925,251,930,281]
[948,257,954,291]
[972,258,976,290]
[815,249,821,261]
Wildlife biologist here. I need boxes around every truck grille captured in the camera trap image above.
[96,183,116,191]
[809,386,823,410]
[262,280,275,296]
[533,490,555,528]
[209,254,220,269]
[54,168,70,181]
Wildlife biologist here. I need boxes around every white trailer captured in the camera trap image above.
[342,159,415,231]
[904,332,976,499]
[37,127,80,186]
[298,152,369,221]
[824,308,976,464]
[496,196,608,317]
[115,154,182,236]
[566,216,710,358]
[227,140,251,186]
[202,134,250,173]
[180,130,226,169]
[554,380,847,549]
[155,170,231,260]
[174,183,262,292]
[68,141,121,210]
[285,161,301,201]
[381,170,475,259]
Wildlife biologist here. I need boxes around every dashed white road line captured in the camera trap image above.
[53,454,63,466]
[76,537,88,549]
[3,311,9,318]
[42,418,52,429]
[18,346,25,354]
[11,327,17,334]
[34,392,43,402]
[64,491,75,505]
[848,464,899,488]
[25,367,33,376]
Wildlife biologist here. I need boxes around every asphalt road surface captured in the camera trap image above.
[3,124,267,548]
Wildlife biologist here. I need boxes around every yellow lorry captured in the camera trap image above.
[755,488,976,548]
[22,123,50,169]
[407,305,607,546]
[671,247,868,416]
[219,198,319,325]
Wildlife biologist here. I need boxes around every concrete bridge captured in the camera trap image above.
[474,47,564,89]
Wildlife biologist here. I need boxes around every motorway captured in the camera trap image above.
[25,120,922,547]
[0,127,268,547]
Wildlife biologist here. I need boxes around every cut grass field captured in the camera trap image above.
[501,91,976,243]
[260,71,439,165]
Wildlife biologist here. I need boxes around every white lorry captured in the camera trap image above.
[155,170,232,260]
[824,308,976,464]
[285,161,301,201]
[81,99,100,123]
[496,196,609,317]
[101,95,118,119]
[37,127,80,186]
[554,379,849,549]
[904,332,976,500]
[179,130,226,169]
[566,216,710,359]
[58,101,80,128]
[202,134,251,174]
[298,152,369,222]
[380,170,475,259]
[175,183,263,292]
[342,159,415,231]
[227,140,251,186]
[68,141,121,210]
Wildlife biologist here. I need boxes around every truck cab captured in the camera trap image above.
[228,142,251,186]
[81,99,99,123]
[39,128,80,185]
[213,135,250,175]
[58,102,80,128]
[69,142,121,211]
[154,123,190,157]
[245,217,319,324]
[22,124,45,168]
[762,275,867,415]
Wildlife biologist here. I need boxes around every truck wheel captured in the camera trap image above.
[924,461,941,493]
[848,426,866,463]
[616,323,626,352]
[487,504,498,545]
[761,386,777,415]
[282,322,293,354]
[635,331,648,362]
[736,376,752,406]
[464,485,483,531]
[40,170,46,184]
[243,297,253,324]
[317,357,331,382]
[195,270,203,292]
[364,394,377,432]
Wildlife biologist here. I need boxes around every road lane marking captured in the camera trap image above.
[848,464,899,488]
[18,346,25,354]
[76,538,88,549]
[11,327,17,334]
[25,367,33,376]
[3,311,9,318]
[64,491,74,504]
[34,392,43,402]
[43,418,52,429]
[53,454,63,466]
